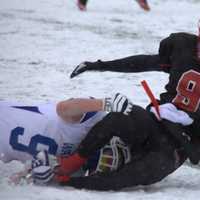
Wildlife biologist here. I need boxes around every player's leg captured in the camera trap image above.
[135,0,150,11]
[77,0,88,11]
[64,146,187,190]
[78,105,159,158]
[55,105,169,178]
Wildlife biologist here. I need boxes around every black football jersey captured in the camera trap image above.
[86,33,200,121]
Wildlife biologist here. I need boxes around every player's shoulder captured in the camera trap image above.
[168,32,197,41]
[80,111,107,124]
[37,102,58,118]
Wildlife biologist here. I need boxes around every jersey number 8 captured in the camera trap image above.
[173,70,200,112]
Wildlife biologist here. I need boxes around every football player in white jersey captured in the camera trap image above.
[0,99,106,163]
[0,93,133,183]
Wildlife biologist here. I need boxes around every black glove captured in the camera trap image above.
[70,62,90,78]
[70,60,105,78]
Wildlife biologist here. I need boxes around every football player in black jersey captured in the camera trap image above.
[33,32,200,190]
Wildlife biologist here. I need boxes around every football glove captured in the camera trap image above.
[31,151,58,184]
[70,60,105,78]
[70,61,91,78]
[103,93,133,115]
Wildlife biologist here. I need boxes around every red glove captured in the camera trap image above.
[56,153,87,176]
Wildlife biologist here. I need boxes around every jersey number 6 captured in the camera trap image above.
[9,126,58,156]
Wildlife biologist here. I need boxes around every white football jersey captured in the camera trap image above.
[0,101,106,163]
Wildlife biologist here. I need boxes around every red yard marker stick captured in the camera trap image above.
[141,80,161,120]
[141,80,200,164]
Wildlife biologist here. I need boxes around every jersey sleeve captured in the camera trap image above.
[84,55,171,73]
[38,102,58,119]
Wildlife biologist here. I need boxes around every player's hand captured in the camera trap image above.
[31,151,58,184]
[70,60,105,78]
[103,93,133,115]
[70,61,92,78]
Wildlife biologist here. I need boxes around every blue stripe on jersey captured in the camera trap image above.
[12,106,42,114]
[80,111,97,123]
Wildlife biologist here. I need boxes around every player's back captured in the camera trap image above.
[0,101,106,163]
[159,33,200,115]
[0,101,59,162]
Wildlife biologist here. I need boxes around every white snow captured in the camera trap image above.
[0,0,200,199]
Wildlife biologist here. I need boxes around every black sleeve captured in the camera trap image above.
[63,150,177,191]
[71,32,198,77]
[85,55,170,73]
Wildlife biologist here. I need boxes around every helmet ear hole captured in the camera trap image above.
[86,136,131,175]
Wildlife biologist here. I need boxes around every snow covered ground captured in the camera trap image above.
[0,0,200,199]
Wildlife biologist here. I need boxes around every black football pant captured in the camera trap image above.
[66,105,187,190]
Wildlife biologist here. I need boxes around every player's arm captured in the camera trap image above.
[56,98,104,123]
[70,54,169,78]
[70,32,199,79]
[56,93,133,123]
[60,148,179,191]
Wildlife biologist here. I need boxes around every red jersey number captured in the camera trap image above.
[173,70,200,112]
